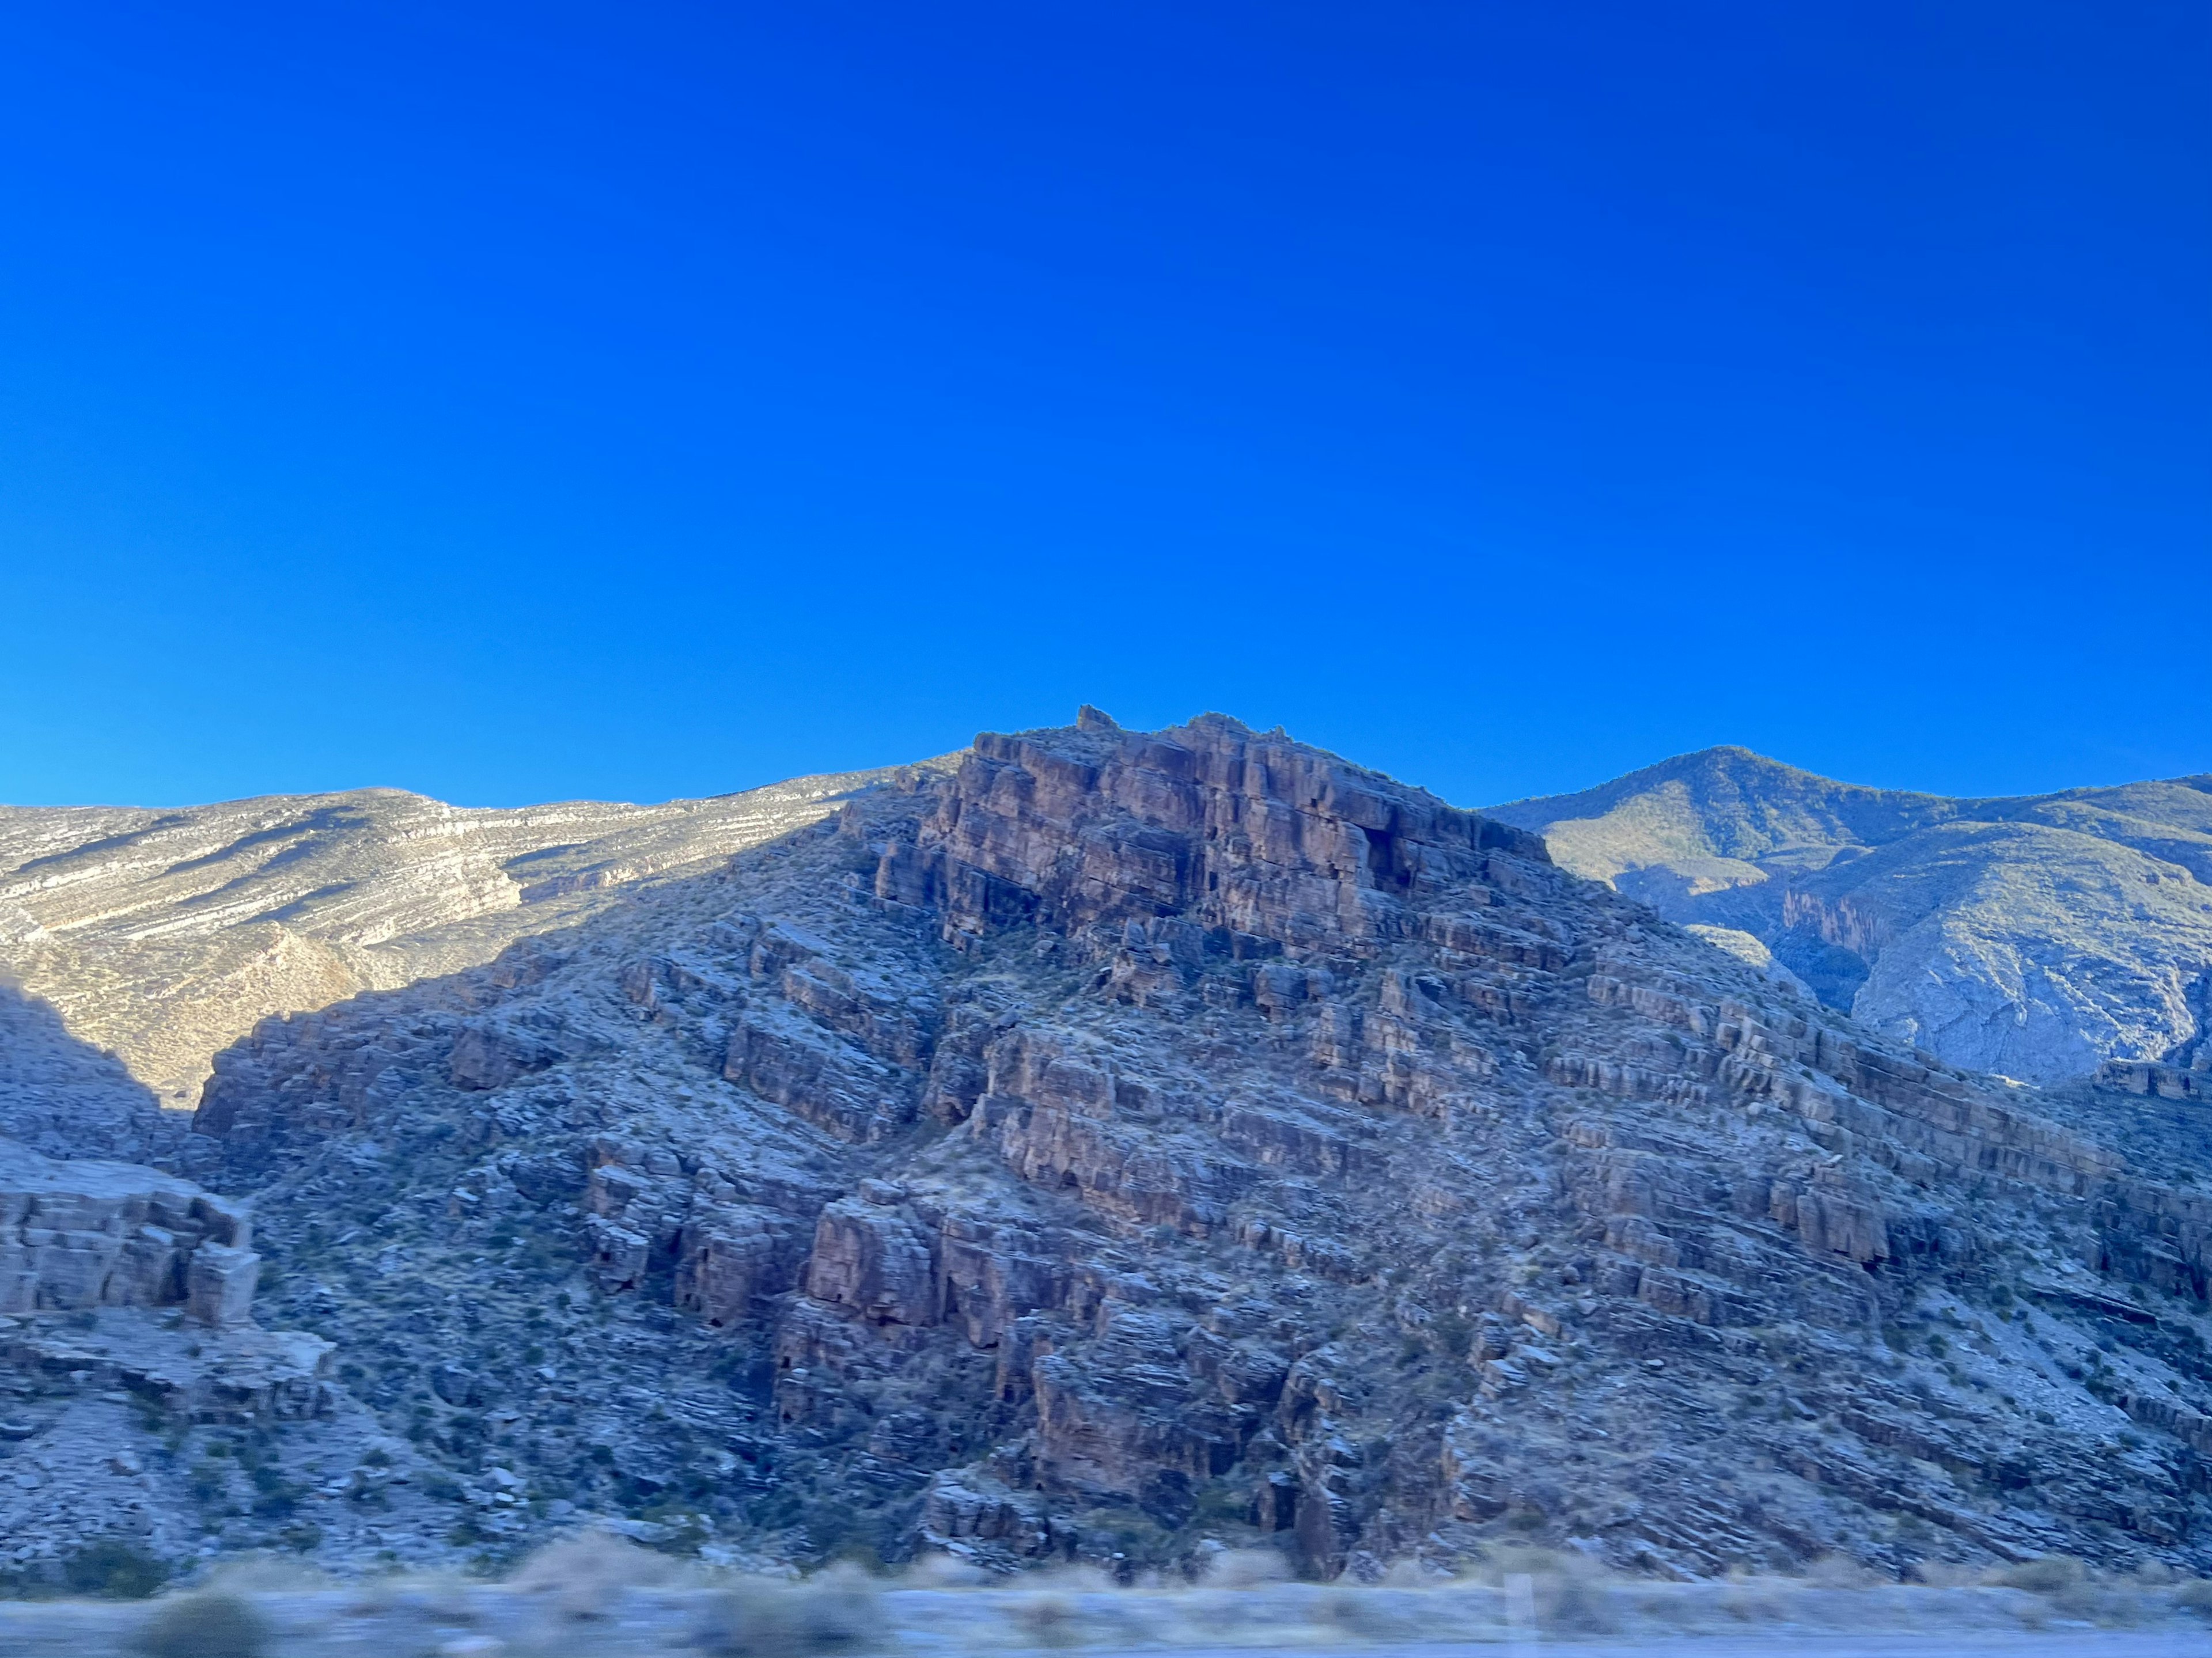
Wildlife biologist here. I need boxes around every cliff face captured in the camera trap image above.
[1488,749,2212,1085]
[154,715,2212,1580]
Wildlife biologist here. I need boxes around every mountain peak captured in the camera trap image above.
[164,712,2212,1582]
[1484,748,2212,1086]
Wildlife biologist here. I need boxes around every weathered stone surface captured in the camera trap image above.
[0,1311,332,1422]
[674,1204,804,1327]
[806,1199,935,1326]
[0,1140,251,1319]
[143,714,2212,1583]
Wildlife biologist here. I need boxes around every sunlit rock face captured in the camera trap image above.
[1487,747,2212,1085]
[0,765,904,1109]
[144,713,2212,1583]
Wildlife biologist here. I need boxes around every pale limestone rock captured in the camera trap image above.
[0,764,921,1108]
[0,1139,249,1316]
[1489,748,2212,1083]
[184,1241,260,1327]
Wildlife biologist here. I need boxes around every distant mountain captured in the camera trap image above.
[1486,748,2212,1084]
[0,767,911,1109]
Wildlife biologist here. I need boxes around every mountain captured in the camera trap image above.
[0,973,180,1163]
[1486,748,2212,1086]
[0,767,910,1113]
[10,712,2212,1587]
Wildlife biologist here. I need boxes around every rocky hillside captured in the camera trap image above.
[0,767,907,1110]
[1486,748,2212,1086]
[0,985,175,1164]
[14,710,2198,1587]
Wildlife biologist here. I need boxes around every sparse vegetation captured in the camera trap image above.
[63,1539,169,1599]
[132,1591,267,1658]
[695,1566,884,1657]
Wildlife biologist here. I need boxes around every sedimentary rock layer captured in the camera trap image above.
[0,1141,256,1323]
[130,714,2212,1584]
[1487,747,2212,1084]
[0,766,908,1108]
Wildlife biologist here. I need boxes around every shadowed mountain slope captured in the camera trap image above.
[0,766,911,1110]
[79,711,2212,1582]
[0,982,175,1163]
[1487,749,2212,1085]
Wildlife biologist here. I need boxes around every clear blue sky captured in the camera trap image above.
[1,2,2204,810]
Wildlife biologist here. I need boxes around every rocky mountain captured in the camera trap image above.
[0,767,907,1113]
[0,985,176,1164]
[1485,748,2212,1087]
[10,711,2212,1588]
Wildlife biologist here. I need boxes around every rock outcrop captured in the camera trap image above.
[0,1141,255,1322]
[143,714,2212,1583]
[1487,747,2212,1085]
[0,1039,418,1587]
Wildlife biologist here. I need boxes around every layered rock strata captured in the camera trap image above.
[162,714,2212,1581]
[0,1141,257,1324]
[1487,748,2212,1084]
[0,765,908,1109]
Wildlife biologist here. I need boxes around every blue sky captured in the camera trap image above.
[0,2,2204,809]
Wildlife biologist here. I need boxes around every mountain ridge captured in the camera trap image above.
[8,714,2212,1583]
[0,765,929,1112]
[1486,746,2212,1085]
[0,712,2196,1582]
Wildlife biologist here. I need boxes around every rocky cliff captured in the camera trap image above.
[0,1111,427,1587]
[0,767,908,1110]
[0,1141,256,1323]
[1486,748,2212,1085]
[115,712,2212,1584]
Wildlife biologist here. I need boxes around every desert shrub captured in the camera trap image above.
[2174,1577,2212,1614]
[1802,1553,1880,1588]
[132,1592,267,1658]
[250,1485,298,1520]
[508,1527,691,1618]
[695,1566,884,1656]
[1989,1555,2087,1594]
[63,1539,168,1599]
[1463,1544,1580,1585]
[902,1553,990,1588]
